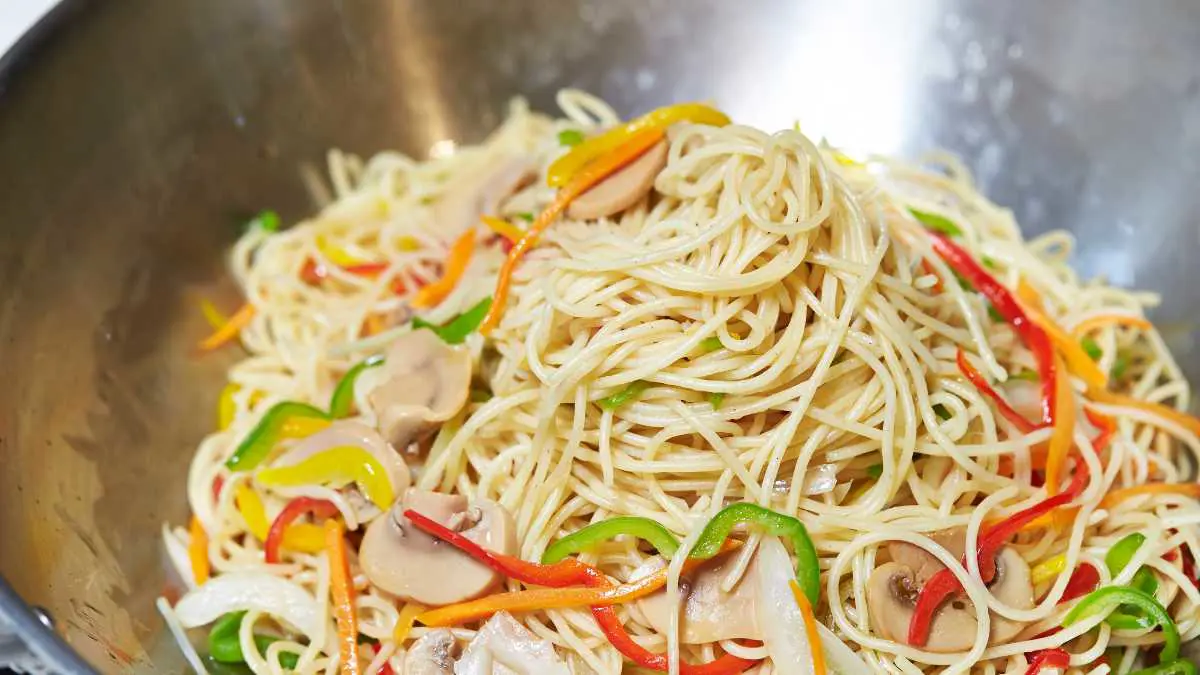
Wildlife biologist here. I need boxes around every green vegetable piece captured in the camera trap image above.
[987,304,1005,323]
[225,401,331,471]
[1111,352,1130,380]
[542,516,681,563]
[412,297,493,345]
[933,404,952,421]
[981,255,1000,270]
[706,392,726,409]
[1103,534,1163,628]
[247,210,281,233]
[208,612,300,669]
[328,355,384,418]
[599,381,649,410]
[557,129,586,147]
[689,502,821,605]
[1106,533,1146,576]
[1127,660,1198,675]
[1062,585,1179,664]
[1009,369,1040,382]
[908,207,963,237]
[469,389,494,403]
[1081,336,1103,361]
[516,212,535,222]
[866,464,883,479]
[699,336,723,353]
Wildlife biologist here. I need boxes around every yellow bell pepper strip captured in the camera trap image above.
[234,485,325,555]
[483,126,667,334]
[217,384,239,430]
[542,516,681,564]
[188,515,209,586]
[265,497,340,564]
[256,446,395,510]
[225,402,330,471]
[199,298,229,329]
[328,355,384,418]
[1101,483,1200,510]
[411,229,476,309]
[1087,389,1200,439]
[1018,286,1108,391]
[1043,353,1077,495]
[316,234,366,268]
[546,102,729,187]
[482,215,524,244]
[1031,554,1068,585]
[198,303,257,352]
[1062,585,1180,664]
[790,579,828,675]
[1073,314,1153,338]
[325,519,361,675]
[392,603,426,644]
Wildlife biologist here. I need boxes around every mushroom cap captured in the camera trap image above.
[358,489,516,606]
[368,330,472,449]
[637,553,761,643]
[887,528,968,585]
[988,548,1035,644]
[405,629,458,675]
[867,562,980,653]
[433,154,537,238]
[271,420,411,499]
[566,140,668,220]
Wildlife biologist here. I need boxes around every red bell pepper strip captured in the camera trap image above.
[929,232,1056,425]
[1060,562,1100,603]
[956,348,1038,434]
[1024,648,1070,675]
[404,510,758,673]
[265,497,340,563]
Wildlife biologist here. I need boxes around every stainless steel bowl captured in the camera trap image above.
[1,1,1198,672]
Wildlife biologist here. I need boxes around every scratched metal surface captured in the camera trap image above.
[0,1,1198,672]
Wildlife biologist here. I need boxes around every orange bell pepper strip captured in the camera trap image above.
[1073,314,1153,338]
[1043,353,1077,495]
[482,126,666,334]
[325,519,360,675]
[197,303,256,352]
[1086,388,1200,439]
[481,215,524,244]
[1100,483,1200,510]
[188,516,210,585]
[1017,281,1107,391]
[412,229,476,309]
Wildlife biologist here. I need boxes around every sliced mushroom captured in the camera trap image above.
[271,420,411,499]
[867,562,979,653]
[358,489,516,605]
[405,629,458,675]
[988,548,1035,643]
[887,528,968,584]
[455,611,571,674]
[368,329,472,449]
[433,155,537,237]
[637,553,761,643]
[566,140,668,220]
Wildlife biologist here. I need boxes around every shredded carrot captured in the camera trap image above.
[199,298,228,330]
[481,126,667,334]
[482,215,524,243]
[1087,388,1200,439]
[392,602,426,644]
[1072,314,1153,338]
[325,519,360,675]
[416,539,738,627]
[1100,483,1200,510]
[1044,353,1076,495]
[920,258,944,293]
[198,303,256,352]
[790,579,827,675]
[411,229,476,309]
[187,516,210,586]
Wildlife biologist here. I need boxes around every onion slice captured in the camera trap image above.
[174,572,323,639]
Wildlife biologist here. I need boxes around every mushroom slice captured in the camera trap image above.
[358,489,516,605]
[271,420,411,500]
[406,629,459,675]
[433,154,537,238]
[988,548,1034,643]
[637,553,761,643]
[368,329,472,449]
[454,611,571,674]
[867,562,979,653]
[887,528,967,585]
[566,140,668,220]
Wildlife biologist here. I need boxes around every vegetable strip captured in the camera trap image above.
[542,516,681,563]
[187,515,209,586]
[235,485,325,554]
[1100,483,1200,509]
[1043,353,1076,495]
[412,229,476,309]
[1073,314,1153,337]
[791,579,827,675]
[1062,585,1179,664]
[198,303,256,352]
[325,519,360,675]
[956,348,1037,433]
[265,497,340,563]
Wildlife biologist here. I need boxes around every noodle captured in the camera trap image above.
[162,90,1200,674]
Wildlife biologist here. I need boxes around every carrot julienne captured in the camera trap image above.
[1100,482,1200,510]
[1072,314,1153,338]
[790,579,827,675]
[325,519,360,675]
[197,303,256,352]
[481,125,667,334]
[412,229,476,309]
[1086,388,1200,439]
[1043,353,1077,495]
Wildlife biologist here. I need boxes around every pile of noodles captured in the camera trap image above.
[162,90,1200,675]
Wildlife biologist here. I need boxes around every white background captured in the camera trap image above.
[0,0,57,59]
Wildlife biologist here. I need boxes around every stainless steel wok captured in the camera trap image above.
[1,1,1198,672]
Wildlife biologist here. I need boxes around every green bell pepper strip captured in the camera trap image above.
[1104,533,1161,628]
[328,355,384,418]
[224,402,331,471]
[1062,585,1179,664]
[412,296,492,345]
[541,516,681,564]
[908,207,963,237]
[1128,661,1198,675]
[256,445,395,510]
[599,381,649,410]
[208,611,300,669]
[688,502,821,605]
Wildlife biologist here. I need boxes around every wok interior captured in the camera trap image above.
[0,1,1198,672]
